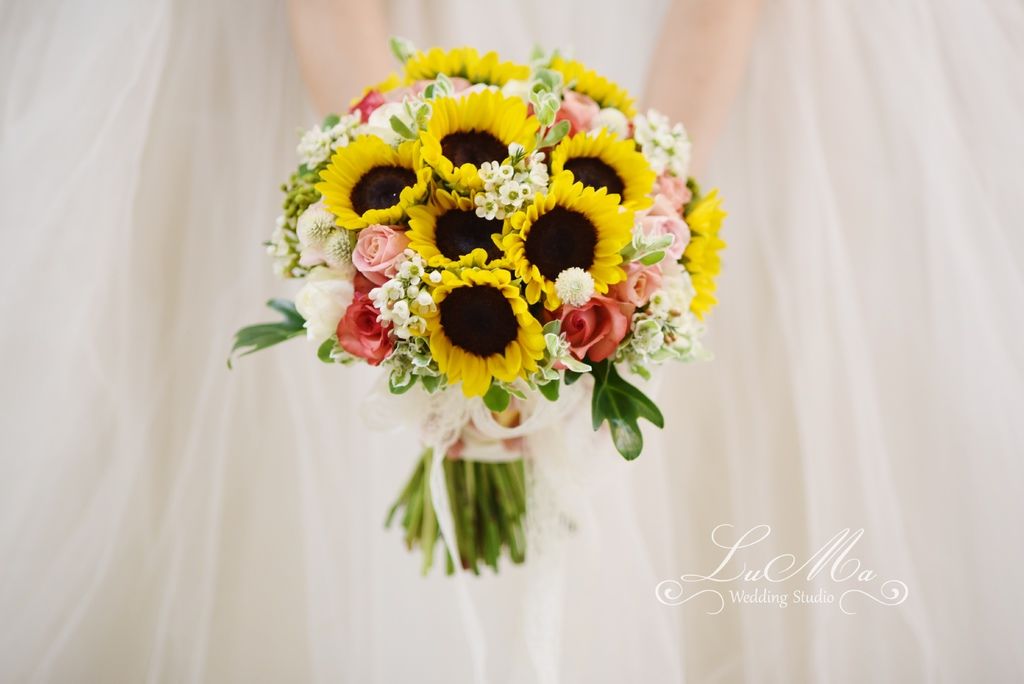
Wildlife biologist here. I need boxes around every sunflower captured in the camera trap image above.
[419,90,539,191]
[423,254,545,396]
[316,136,430,230]
[549,131,655,210]
[682,189,727,318]
[407,189,506,267]
[404,47,529,86]
[550,56,636,118]
[502,175,633,310]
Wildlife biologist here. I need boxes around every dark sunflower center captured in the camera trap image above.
[563,157,625,197]
[441,131,508,168]
[440,286,518,357]
[434,210,503,261]
[351,166,417,215]
[524,206,598,281]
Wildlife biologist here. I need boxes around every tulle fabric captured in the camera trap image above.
[1,0,1022,681]
[0,0,681,681]
[664,0,1024,680]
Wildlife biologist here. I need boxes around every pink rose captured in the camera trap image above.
[653,174,692,212]
[608,262,663,307]
[638,194,690,260]
[349,89,387,123]
[559,295,634,362]
[352,224,410,285]
[336,292,393,365]
[555,91,600,136]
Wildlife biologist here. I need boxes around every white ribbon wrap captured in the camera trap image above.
[366,379,590,683]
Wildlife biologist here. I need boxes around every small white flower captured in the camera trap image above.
[428,270,442,284]
[498,180,529,209]
[415,291,434,308]
[474,194,503,221]
[632,317,665,355]
[555,267,595,307]
[391,299,410,323]
[633,109,692,177]
[296,127,334,167]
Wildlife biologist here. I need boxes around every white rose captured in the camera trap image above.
[294,267,354,344]
[501,79,531,101]
[591,107,630,139]
[363,102,412,146]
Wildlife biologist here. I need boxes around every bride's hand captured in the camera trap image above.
[644,0,762,176]
[287,0,392,116]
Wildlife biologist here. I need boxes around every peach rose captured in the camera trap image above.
[608,262,663,307]
[559,295,634,362]
[352,225,410,286]
[556,90,600,135]
[336,292,393,365]
[638,194,690,260]
[653,173,692,212]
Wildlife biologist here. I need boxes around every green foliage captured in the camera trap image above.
[387,450,527,575]
[538,379,560,402]
[640,250,666,266]
[321,113,340,129]
[389,36,417,64]
[390,115,418,140]
[589,359,664,460]
[389,374,418,394]
[684,177,702,217]
[317,338,338,363]
[228,299,305,368]
[483,383,511,412]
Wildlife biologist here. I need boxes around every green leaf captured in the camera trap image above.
[321,113,340,129]
[389,374,417,394]
[564,369,583,386]
[228,300,306,368]
[483,384,511,412]
[540,120,570,148]
[684,177,702,217]
[538,380,560,402]
[420,374,442,393]
[388,36,416,64]
[266,298,304,327]
[640,250,666,266]
[317,338,337,363]
[389,115,417,140]
[589,359,665,460]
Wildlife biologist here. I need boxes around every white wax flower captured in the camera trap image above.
[294,267,354,344]
[296,127,334,168]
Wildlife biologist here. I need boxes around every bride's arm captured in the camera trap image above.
[287,0,392,116]
[644,0,763,175]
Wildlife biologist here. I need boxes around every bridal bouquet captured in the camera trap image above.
[232,40,725,574]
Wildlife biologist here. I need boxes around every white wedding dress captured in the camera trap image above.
[2,0,1022,681]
